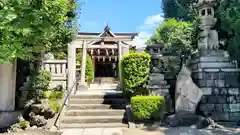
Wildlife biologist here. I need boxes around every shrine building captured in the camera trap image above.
[68,26,138,87]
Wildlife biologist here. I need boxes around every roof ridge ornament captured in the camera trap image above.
[104,25,110,31]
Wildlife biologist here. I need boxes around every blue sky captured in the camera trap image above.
[77,0,165,48]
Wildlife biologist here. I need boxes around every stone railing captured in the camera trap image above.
[42,60,67,89]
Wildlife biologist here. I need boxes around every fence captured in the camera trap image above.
[42,60,67,89]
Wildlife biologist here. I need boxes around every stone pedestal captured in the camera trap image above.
[0,62,16,111]
[191,51,240,122]
[147,72,173,114]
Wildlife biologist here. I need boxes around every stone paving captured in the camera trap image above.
[61,128,124,135]
[61,127,240,135]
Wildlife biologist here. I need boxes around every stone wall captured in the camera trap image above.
[191,51,240,122]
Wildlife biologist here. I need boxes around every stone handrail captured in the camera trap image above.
[42,60,67,79]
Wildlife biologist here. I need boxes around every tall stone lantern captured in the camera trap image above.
[191,0,240,122]
[197,0,218,53]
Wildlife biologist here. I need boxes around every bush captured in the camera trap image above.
[31,70,51,101]
[131,96,166,121]
[76,53,94,83]
[49,99,61,113]
[54,52,67,59]
[20,69,51,102]
[121,53,151,97]
[43,90,64,113]
[43,90,64,99]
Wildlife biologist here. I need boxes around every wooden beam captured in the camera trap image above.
[97,49,100,55]
[106,49,109,56]
[75,44,118,49]
[76,36,134,41]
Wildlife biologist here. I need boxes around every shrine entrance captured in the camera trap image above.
[95,61,117,78]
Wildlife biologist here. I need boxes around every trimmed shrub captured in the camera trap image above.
[121,53,151,97]
[76,53,94,83]
[131,96,166,121]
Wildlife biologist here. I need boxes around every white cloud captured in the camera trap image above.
[133,13,164,48]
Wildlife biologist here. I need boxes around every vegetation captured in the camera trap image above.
[0,0,75,64]
[131,96,166,121]
[147,18,196,56]
[43,90,64,113]
[121,53,151,97]
[54,52,67,59]
[20,69,51,102]
[76,53,94,83]
[161,0,240,62]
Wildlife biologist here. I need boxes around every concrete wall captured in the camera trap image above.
[0,62,21,128]
[0,63,16,111]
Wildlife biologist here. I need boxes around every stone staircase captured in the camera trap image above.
[60,84,128,129]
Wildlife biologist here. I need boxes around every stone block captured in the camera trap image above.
[193,72,203,79]
[200,96,208,104]
[201,88,212,95]
[215,104,223,112]
[208,96,218,104]
[206,80,215,87]
[228,88,239,95]
[218,96,227,104]
[219,88,228,95]
[198,56,229,62]
[226,79,240,87]
[197,79,206,87]
[227,96,237,104]
[148,80,167,85]
[212,88,219,95]
[212,113,229,121]
[203,72,218,80]
[218,72,225,80]
[198,62,235,68]
[229,112,240,121]
[200,104,215,112]
[229,104,240,112]
[221,68,240,72]
[204,68,220,72]
[217,80,225,87]
[236,96,240,103]
[223,104,229,112]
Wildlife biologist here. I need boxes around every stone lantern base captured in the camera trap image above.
[191,51,240,122]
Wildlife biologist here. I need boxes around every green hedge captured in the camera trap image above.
[76,53,94,83]
[121,53,151,97]
[131,96,166,121]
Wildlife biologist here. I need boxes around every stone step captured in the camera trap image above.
[147,85,170,89]
[148,80,167,85]
[89,84,119,89]
[192,56,230,63]
[68,104,125,110]
[70,94,124,99]
[193,62,236,69]
[65,109,126,116]
[61,116,127,124]
[68,99,125,104]
[60,123,128,128]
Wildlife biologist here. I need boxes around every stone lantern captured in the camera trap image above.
[197,0,219,52]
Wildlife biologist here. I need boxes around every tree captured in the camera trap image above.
[0,0,75,64]
[76,53,94,83]
[147,18,195,56]
[217,0,240,61]
[161,0,198,21]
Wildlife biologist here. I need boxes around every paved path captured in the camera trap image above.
[61,127,240,135]
[61,128,124,135]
